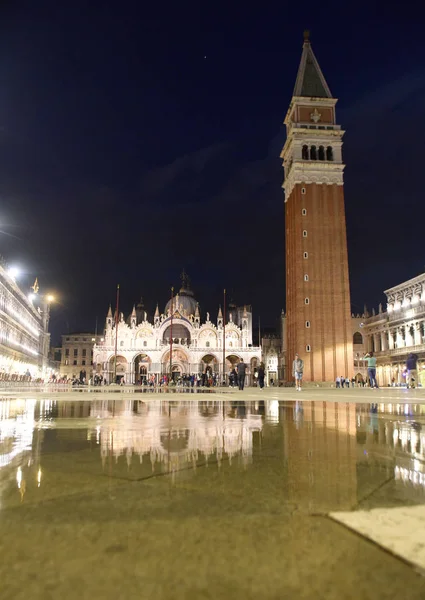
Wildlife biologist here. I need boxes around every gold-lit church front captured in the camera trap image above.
[93,273,261,384]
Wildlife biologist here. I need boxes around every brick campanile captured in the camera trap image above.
[281,33,353,382]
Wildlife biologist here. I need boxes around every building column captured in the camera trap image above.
[373,333,380,352]
[396,328,403,349]
[380,331,387,352]
[414,322,423,346]
[405,324,414,347]
[388,329,394,350]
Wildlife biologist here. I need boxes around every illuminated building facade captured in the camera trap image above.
[60,333,103,379]
[0,264,51,379]
[93,273,261,384]
[362,272,425,385]
[281,33,353,382]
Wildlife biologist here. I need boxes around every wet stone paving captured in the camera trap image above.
[0,389,425,599]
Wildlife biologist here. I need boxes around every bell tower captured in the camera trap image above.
[281,32,353,382]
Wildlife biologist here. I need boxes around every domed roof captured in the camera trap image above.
[164,271,198,318]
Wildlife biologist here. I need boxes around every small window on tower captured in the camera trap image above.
[305,298,309,305]
[326,146,334,161]
[301,187,306,195]
[306,321,310,328]
[303,230,307,238]
[302,145,309,160]
[304,274,309,282]
[318,146,325,160]
[302,208,307,216]
[310,146,317,160]
[306,345,311,352]
[303,252,308,259]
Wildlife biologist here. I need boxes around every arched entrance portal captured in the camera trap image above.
[200,354,219,386]
[250,357,259,386]
[162,349,189,382]
[225,355,242,387]
[134,353,151,385]
[108,355,128,384]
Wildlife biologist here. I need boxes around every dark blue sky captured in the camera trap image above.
[0,2,424,342]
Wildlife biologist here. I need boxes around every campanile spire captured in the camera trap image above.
[281,33,353,382]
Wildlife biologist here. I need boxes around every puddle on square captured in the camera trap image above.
[1,397,425,511]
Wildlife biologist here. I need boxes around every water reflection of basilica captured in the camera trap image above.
[88,399,263,471]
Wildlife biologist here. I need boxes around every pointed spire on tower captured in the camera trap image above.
[218,305,223,319]
[293,31,332,99]
[195,303,200,318]
[131,304,136,317]
[107,304,112,318]
[154,303,160,317]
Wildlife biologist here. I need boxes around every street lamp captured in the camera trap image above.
[8,266,21,280]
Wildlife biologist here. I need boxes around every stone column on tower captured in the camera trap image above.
[281,32,353,382]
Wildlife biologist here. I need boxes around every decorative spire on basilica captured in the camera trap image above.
[130,304,137,328]
[217,305,223,328]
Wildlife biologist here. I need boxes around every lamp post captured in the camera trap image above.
[223,289,226,386]
[169,287,174,381]
[113,284,120,384]
[28,280,55,376]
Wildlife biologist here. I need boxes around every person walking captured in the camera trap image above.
[292,353,304,391]
[237,359,246,391]
[257,363,265,390]
[406,353,418,388]
[335,376,340,388]
[364,352,379,389]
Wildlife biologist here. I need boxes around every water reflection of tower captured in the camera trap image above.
[282,401,357,511]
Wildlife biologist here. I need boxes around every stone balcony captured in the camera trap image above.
[374,343,425,359]
[388,305,425,322]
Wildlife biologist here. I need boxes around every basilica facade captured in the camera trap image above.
[93,275,261,385]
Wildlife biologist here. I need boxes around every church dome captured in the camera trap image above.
[164,271,198,318]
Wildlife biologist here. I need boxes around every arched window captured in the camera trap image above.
[310,146,317,160]
[303,230,307,237]
[304,274,309,282]
[302,145,309,160]
[206,341,210,348]
[120,341,124,347]
[302,208,307,216]
[163,324,191,344]
[326,146,333,161]
[353,332,363,345]
[318,145,325,160]
[143,340,147,347]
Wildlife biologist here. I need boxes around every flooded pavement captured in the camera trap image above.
[1,396,425,599]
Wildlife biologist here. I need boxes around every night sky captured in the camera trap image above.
[0,3,424,343]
